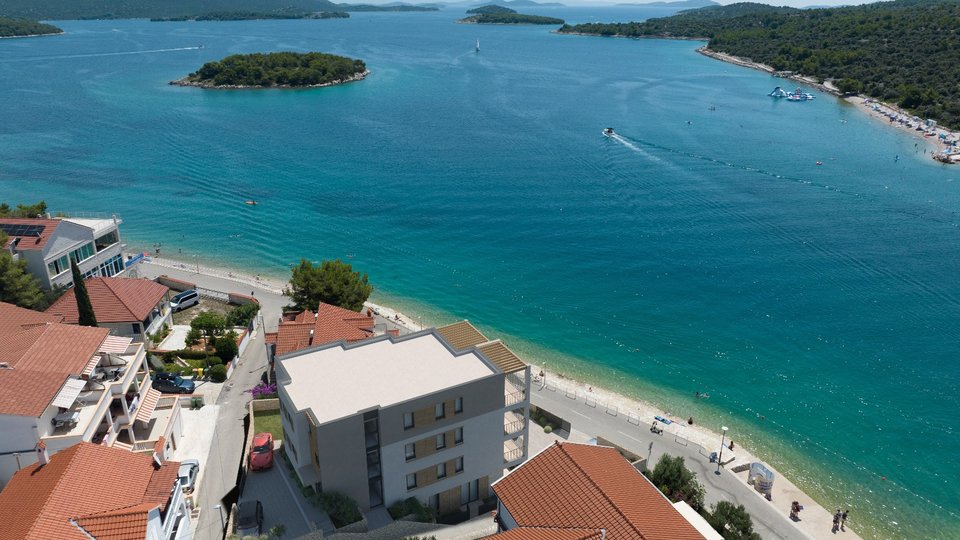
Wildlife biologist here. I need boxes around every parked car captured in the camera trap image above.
[169,289,200,312]
[235,500,263,537]
[152,372,196,394]
[249,433,274,471]
[178,459,199,494]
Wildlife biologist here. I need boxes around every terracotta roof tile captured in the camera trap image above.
[492,528,604,540]
[0,218,60,251]
[435,320,488,350]
[73,503,155,540]
[0,442,180,540]
[493,442,706,540]
[46,277,169,324]
[0,303,109,417]
[274,302,374,355]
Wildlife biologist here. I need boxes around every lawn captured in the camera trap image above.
[253,409,283,441]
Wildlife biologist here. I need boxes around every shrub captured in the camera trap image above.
[388,497,435,522]
[250,382,278,400]
[227,302,259,327]
[190,310,226,338]
[544,425,553,433]
[185,327,202,346]
[648,454,705,512]
[438,508,470,525]
[208,364,227,382]
[317,492,362,528]
[214,334,239,363]
[162,363,193,376]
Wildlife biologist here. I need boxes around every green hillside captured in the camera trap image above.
[560,0,960,129]
[0,17,62,37]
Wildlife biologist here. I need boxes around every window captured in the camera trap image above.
[455,427,463,445]
[455,456,464,473]
[436,433,446,450]
[435,402,445,420]
[47,254,70,277]
[429,494,440,510]
[403,412,414,430]
[70,242,95,264]
[94,230,118,251]
[405,443,416,461]
[406,473,417,490]
[454,397,463,414]
[437,463,447,479]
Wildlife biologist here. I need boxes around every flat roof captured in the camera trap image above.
[280,332,497,425]
[63,217,121,236]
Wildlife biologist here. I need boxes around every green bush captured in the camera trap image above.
[227,302,259,327]
[388,497,435,522]
[161,363,194,376]
[317,492,362,528]
[185,327,202,346]
[208,364,227,382]
[544,425,553,434]
[214,334,239,363]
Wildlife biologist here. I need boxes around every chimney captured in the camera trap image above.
[152,452,163,470]
[601,529,606,540]
[35,440,49,466]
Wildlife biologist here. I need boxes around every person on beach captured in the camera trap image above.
[687,416,694,425]
[833,509,841,532]
[729,440,735,451]
[841,510,848,531]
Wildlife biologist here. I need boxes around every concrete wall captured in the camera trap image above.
[0,414,42,488]
[156,275,196,292]
[315,414,369,508]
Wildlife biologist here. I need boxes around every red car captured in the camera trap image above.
[249,433,274,471]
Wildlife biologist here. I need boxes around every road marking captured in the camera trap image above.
[572,410,590,419]
[617,430,644,444]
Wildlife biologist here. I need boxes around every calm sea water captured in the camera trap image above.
[2,9,958,538]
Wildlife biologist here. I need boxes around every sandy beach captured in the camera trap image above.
[697,46,960,163]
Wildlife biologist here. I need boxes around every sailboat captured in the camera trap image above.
[475,39,480,53]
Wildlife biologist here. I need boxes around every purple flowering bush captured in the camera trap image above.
[249,382,278,399]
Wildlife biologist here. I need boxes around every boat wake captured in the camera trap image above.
[606,132,664,163]
[0,46,202,63]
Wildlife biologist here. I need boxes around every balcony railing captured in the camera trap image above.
[504,419,525,437]
[505,390,525,407]
[504,447,524,464]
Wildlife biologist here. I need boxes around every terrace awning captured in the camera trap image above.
[98,335,132,354]
[52,378,86,409]
[135,388,162,424]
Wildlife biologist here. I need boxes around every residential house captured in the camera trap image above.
[265,301,377,363]
[491,441,717,540]
[0,215,125,290]
[46,277,172,341]
[0,441,192,540]
[275,320,530,516]
[0,302,183,489]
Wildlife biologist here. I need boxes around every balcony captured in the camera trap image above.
[503,410,526,438]
[504,437,525,467]
[115,395,182,454]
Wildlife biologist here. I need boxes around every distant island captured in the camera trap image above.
[0,17,62,38]
[616,0,717,7]
[559,0,960,130]
[171,52,368,89]
[152,11,349,21]
[0,0,435,20]
[460,8,564,24]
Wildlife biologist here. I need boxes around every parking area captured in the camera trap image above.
[241,457,334,538]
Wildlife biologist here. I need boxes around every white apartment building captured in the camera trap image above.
[0,214,126,290]
[275,321,530,516]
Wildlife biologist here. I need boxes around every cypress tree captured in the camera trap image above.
[70,259,97,327]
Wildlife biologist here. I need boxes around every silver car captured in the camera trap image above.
[178,459,199,493]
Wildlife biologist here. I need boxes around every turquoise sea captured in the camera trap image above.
[1,9,958,538]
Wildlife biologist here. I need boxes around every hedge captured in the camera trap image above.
[317,492,362,528]
[208,364,227,382]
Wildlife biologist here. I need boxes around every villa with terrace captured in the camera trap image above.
[265,301,383,362]
[0,302,183,489]
[275,320,530,518]
[0,214,126,290]
[0,441,192,540]
[46,276,172,342]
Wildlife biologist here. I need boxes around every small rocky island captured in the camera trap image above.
[459,6,563,25]
[0,17,62,38]
[171,52,368,89]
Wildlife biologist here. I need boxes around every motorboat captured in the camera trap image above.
[786,88,815,101]
[602,127,615,137]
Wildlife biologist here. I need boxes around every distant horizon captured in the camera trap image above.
[371,0,878,8]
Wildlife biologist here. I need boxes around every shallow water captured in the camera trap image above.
[1,10,958,538]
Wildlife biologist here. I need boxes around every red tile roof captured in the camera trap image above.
[0,218,60,251]
[492,442,706,540]
[0,302,108,417]
[46,277,169,324]
[492,528,604,540]
[274,302,375,355]
[0,442,180,540]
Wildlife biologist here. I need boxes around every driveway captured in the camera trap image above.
[242,463,333,538]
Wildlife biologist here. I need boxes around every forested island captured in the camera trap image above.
[152,11,349,21]
[460,11,564,24]
[343,4,437,11]
[171,52,368,89]
[559,0,960,130]
[466,5,517,14]
[0,17,62,38]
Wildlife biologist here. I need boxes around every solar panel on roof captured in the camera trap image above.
[0,223,45,237]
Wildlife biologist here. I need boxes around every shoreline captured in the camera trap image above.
[0,31,64,39]
[169,69,370,90]
[131,251,859,539]
[694,46,960,161]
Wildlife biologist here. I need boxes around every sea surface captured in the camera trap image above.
[2,8,958,538]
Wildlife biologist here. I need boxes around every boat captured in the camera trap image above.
[786,88,815,102]
[475,39,480,53]
[244,200,258,205]
[602,127,615,137]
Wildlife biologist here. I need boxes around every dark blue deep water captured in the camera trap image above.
[1,9,958,537]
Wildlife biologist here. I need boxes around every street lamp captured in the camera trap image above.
[213,504,225,531]
[716,426,729,475]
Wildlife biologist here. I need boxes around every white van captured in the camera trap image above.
[170,289,200,312]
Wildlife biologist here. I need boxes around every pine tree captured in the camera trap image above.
[70,259,97,327]
[0,231,44,308]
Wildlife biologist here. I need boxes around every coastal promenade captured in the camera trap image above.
[131,257,857,540]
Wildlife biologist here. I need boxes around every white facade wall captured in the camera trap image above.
[15,218,125,289]
[0,414,42,489]
[380,407,505,508]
